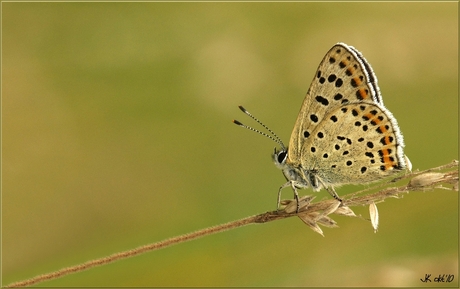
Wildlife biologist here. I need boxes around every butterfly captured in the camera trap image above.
[234,43,409,212]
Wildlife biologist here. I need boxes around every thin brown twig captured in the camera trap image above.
[5,215,263,288]
[5,160,458,288]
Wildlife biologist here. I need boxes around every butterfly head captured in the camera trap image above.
[272,147,288,170]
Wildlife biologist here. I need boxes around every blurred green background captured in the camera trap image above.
[3,2,458,287]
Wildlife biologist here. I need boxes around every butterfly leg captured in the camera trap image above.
[291,183,300,213]
[277,181,300,213]
[277,182,289,211]
[276,181,300,213]
[325,186,343,203]
[314,176,343,203]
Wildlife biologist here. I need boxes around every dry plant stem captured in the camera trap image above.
[5,160,458,288]
[6,212,298,288]
[5,215,269,288]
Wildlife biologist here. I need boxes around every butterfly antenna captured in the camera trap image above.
[232,106,286,150]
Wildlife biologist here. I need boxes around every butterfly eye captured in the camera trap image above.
[277,150,288,164]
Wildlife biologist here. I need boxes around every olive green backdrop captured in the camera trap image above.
[3,2,458,287]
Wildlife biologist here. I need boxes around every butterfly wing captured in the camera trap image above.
[303,101,406,185]
[287,43,406,186]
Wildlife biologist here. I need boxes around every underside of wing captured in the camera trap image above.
[299,102,406,185]
[288,43,384,161]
